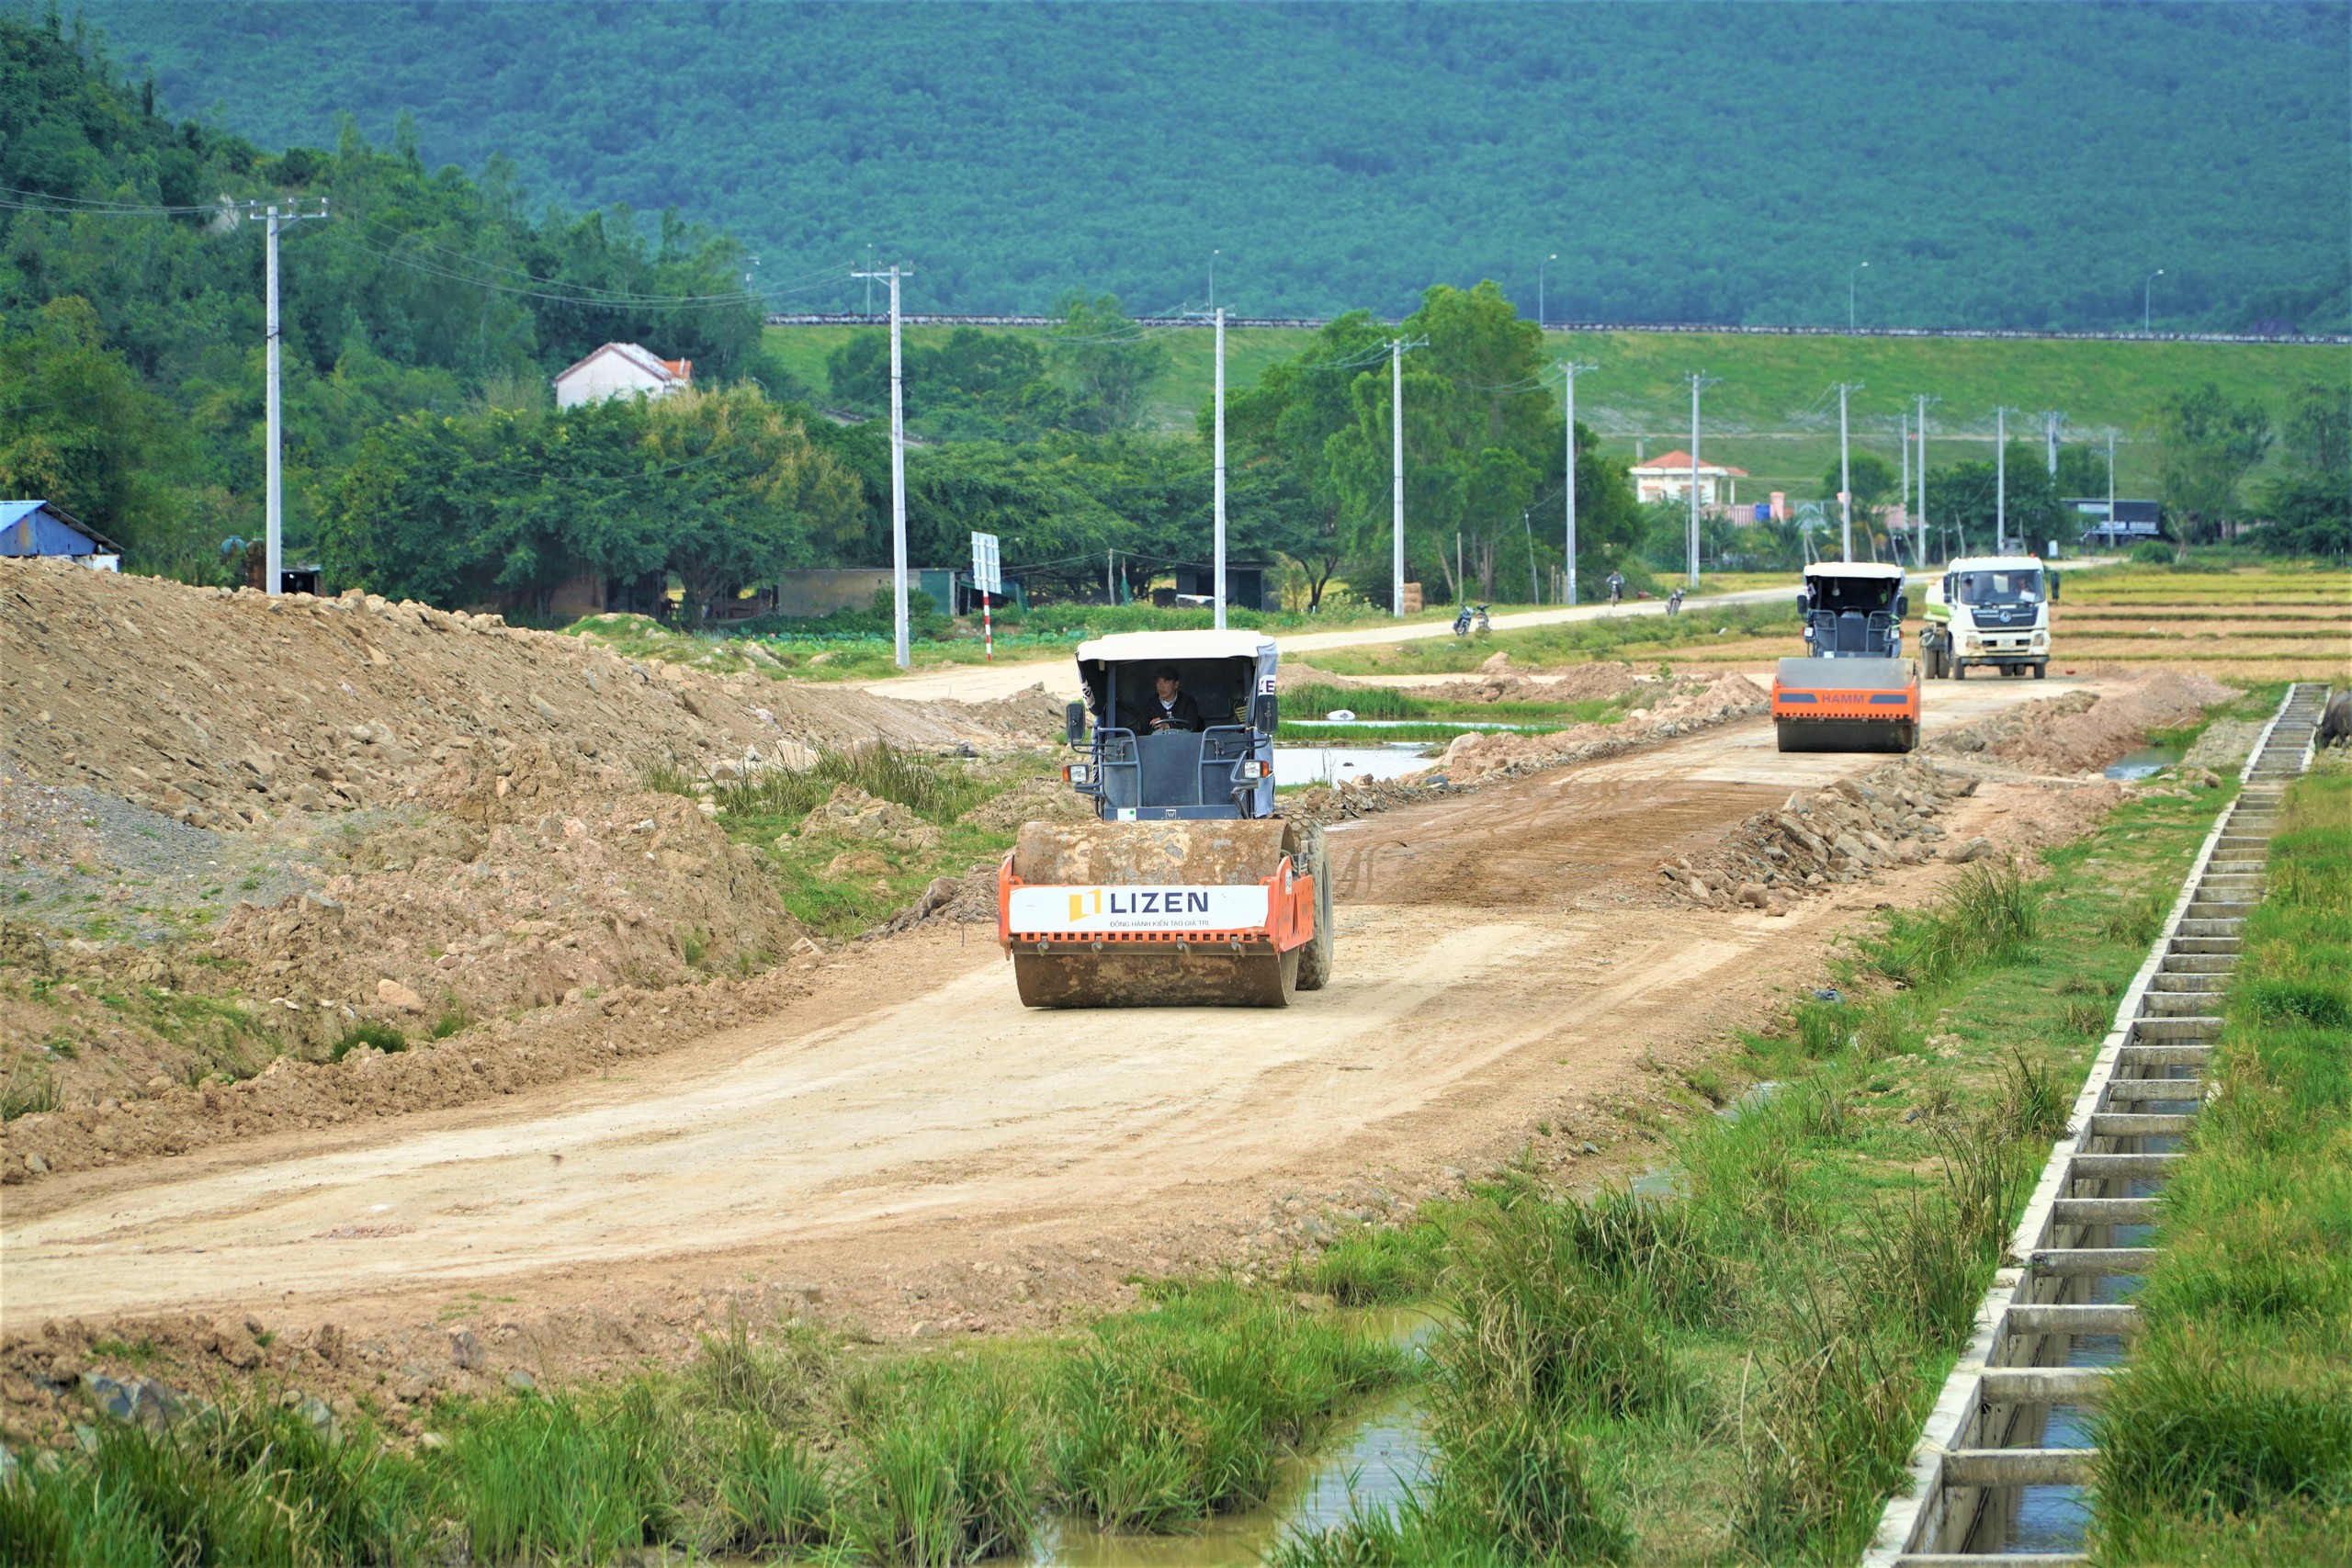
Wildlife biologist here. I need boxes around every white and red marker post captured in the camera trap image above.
[971,530,1001,663]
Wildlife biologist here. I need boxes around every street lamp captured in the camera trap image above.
[2143,268,2165,333]
[1210,249,1220,313]
[1849,261,1869,332]
[1538,253,1558,328]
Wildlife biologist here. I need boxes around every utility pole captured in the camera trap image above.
[1993,406,2014,555]
[1899,411,1911,562]
[1213,306,1227,627]
[1914,394,1939,566]
[237,198,327,595]
[1835,382,1862,561]
[2041,410,2065,476]
[2117,425,2135,554]
[1388,336,1427,615]
[853,264,912,665]
[1683,373,1719,588]
[1559,360,1595,604]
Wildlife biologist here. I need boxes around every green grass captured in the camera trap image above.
[1055,1280,1408,1531]
[1305,604,1796,677]
[1282,771,2235,1566]
[2090,761,2352,1563]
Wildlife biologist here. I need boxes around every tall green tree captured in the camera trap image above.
[2152,383,2273,545]
[1222,310,1392,609]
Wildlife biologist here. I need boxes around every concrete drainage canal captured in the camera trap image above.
[1862,682,2327,1568]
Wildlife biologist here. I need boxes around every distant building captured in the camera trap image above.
[1,500,122,570]
[552,343,693,409]
[2067,498,2162,547]
[1171,561,1282,614]
[1629,450,1749,510]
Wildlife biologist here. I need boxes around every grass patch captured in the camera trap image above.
[2091,761,2352,1562]
[328,1021,407,1062]
[1306,604,1797,678]
[1055,1280,1408,1530]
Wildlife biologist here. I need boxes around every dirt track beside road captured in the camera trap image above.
[2,674,2109,1400]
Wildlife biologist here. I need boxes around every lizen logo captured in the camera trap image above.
[1010,883,1270,935]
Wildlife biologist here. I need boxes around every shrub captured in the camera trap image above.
[714,1426,834,1552]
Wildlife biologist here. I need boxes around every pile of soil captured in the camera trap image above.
[1418,658,1662,707]
[1662,760,1976,914]
[1927,671,2238,774]
[1,558,987,831]
[0,562,1036,1185]
[1437,673,1769,780]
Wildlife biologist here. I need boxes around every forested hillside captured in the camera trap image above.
[67,1,2351,333]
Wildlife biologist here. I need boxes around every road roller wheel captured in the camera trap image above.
[1294,825,1334,993]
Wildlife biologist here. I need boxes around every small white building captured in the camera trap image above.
[1629,449,1748,510]
[552,343,693,409]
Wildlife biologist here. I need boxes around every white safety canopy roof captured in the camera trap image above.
[1801,562,1908,581]
[1075,629,1278,665]
[1945,555,2045,570]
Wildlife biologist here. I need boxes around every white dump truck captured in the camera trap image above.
[1919,554,2052,680]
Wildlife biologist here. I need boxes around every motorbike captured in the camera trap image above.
[1453,603,1491,637]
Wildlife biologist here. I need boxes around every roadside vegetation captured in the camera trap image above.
[0,1286,1407,1567]
[638,739,1044,940]
[1281,762,2236,1564]
[2,758,2244,1564]
[2090,757,2352,1563]
[1305,603,1797,678]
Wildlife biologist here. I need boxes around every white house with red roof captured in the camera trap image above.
[1629,449,1748,510]
[552,343,694,409]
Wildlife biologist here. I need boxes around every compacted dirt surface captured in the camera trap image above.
[3,648,2159,1423]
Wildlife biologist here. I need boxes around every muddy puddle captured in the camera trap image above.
[1272,744,1436,788]
[2103,746,2176,781]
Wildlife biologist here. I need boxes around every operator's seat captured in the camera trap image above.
[1830,609,1871,654]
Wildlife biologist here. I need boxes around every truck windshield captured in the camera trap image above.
[1952,570,2044,606]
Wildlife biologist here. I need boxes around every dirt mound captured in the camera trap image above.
[1438,673,1768,780]
[959,773,1099,835]
[0,561,1047,1186]
[1,558,982,832]
[1662,760,1975,913]
[1416,661,1658,707]
[1928,671,2238,773]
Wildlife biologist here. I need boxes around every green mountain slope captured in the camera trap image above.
[70,1,2352,332]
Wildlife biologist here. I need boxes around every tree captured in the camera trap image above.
[2152,383,2272,545]
[2053,445,2109,499]
[1926,445,2068,558]
[1222,310,1391,610]
[1047,292,1167,433]
[641,388,864,620]
[0,296,183,561]
[2257,380,2351,557]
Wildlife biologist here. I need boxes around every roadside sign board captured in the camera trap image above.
[970,531,1001,595]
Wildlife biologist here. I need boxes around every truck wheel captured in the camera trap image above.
[1293,827,1335,993]
[2033,661,2047,680]
[1953,660,1968,681]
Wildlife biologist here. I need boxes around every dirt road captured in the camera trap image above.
[851,586,1793,704]
[1,673,2085,1350]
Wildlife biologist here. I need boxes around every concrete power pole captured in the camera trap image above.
[1560,361,1596,605]
[1899,411,1911,564]
[2117,425,2135,554]
[1684,373,1719,588]
[244,199,326,594]
[1387,336,1427,615]
[1993,406,2014,555]
[853,264,913,665]
[2041,410,2065,477]
[1914,394,1939,566]
[1213,306,1227,628]
[1835,382,1862,562]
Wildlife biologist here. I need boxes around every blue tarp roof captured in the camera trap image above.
[0,500,123,558]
